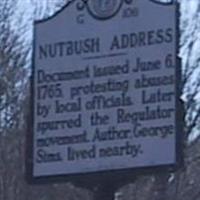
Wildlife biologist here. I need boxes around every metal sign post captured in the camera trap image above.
[93,185,116,200]
[92,181,124,200]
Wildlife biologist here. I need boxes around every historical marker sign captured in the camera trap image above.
[29,0,180,182]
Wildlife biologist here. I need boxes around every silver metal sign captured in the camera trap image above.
[29,0,180,183]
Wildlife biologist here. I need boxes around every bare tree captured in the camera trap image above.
[180,0,200,142]
[30,0,68,20]
[0,0,30,199]
[1,1,200,200]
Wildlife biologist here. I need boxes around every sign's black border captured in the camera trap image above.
[26,0,183,189]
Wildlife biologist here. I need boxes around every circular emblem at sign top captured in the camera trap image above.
[87,0,123,20]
